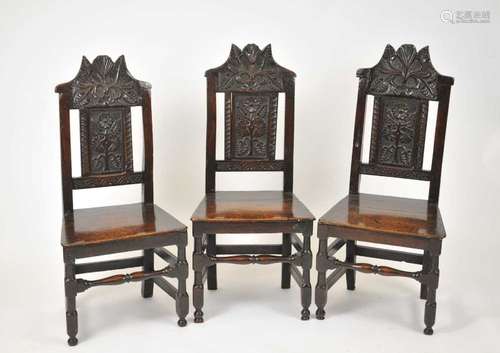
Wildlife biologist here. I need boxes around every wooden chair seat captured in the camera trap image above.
[319,193,446,243]
[62,203,186,248]
[191,191,314,223]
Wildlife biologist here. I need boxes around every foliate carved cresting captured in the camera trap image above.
[80,108,133,176]
[226,93,278,160]
[367,44,439,100]
[212,44,294,92]
[370,96,427,169]
[71,55,142,108]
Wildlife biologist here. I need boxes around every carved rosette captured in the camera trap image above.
[367,44,439,100]
[70,55,143,108]
[207,44,295,92]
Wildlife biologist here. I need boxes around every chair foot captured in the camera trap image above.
[207,266,217,290]
[346,241,356,290]
[194,310,204,323]
[301,308,310,320]
[424,327,434,335]
[67,337,78,346]
[141,280,154,298]
[177,318,187,327]
[315,308,325,320]
[346,270,356,290]
[142,249,154,298]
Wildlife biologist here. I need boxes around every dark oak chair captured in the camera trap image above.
[191,44,315,322]
[56,55,189,346]
[314,44,454,335]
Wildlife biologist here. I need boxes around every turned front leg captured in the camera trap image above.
[346,240,356,290]
[315,237,328,319]
[300,232,312,320]
[176,240,189,327]
[420,250,430,299]
[192,232,205,323]
[424,253,440,335]
[64,259,78,346]
[281,233,291,289]
[141,249,154,298]
[207,234,217,290]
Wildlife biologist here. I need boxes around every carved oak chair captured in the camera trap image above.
[314,44,454,334]
[191,44,315,322]
[56,55,189,346]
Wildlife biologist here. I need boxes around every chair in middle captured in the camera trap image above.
[191,44,315,322]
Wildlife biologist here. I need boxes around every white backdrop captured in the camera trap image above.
[1,0,499,352]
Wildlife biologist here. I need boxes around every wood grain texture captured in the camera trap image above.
[319,193,446,240]
[62,203,186,248]
[191,191,314,223]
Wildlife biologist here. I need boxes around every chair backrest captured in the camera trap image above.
[55,55,154,214]
[349,44,454,203]
[204,44,296,193]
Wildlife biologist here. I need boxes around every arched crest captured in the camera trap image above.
[206,44,296,92]
[56,55,150,108]
[361,44,444,100]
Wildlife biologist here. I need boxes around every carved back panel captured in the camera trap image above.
[56,55,153,212]
[224,92,278,160]
[205,44,296,191]
[80,107,133,176]
[369,96,428,170]
[350,44,454,203]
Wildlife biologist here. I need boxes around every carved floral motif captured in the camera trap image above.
[212,44,294,92]
[71,55,142,108]
[80,108,133,176]
[368,44,439,100]
[370,97,427,169]
[227,94,278,160]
